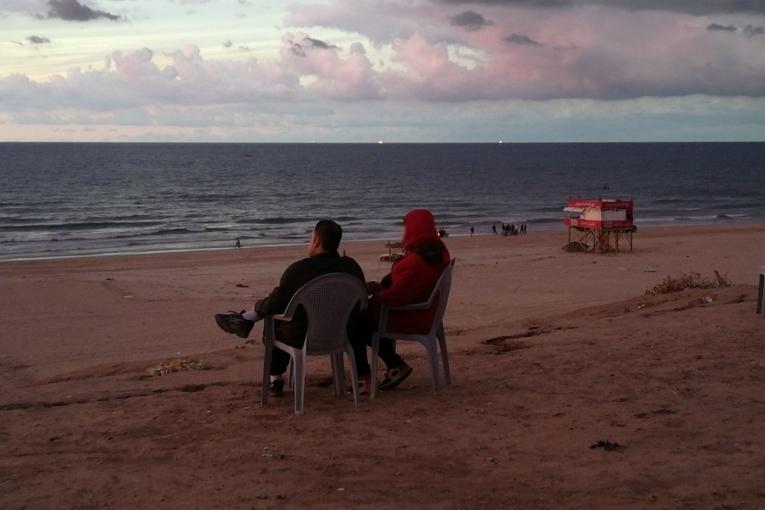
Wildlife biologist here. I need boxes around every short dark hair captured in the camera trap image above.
[314,219,342,252]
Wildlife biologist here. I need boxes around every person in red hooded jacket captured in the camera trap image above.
[355,209,451,391]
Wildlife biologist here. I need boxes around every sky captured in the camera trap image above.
[1,0,765,142]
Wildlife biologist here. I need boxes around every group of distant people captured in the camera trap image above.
[215,209,450,397]
[500,223,526,236]
[485,223,527,236]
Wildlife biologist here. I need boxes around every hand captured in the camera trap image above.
[366,281,381,294]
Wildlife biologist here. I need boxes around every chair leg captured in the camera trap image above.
[287,358,295,389]
[293,354,305,416]
[370,334,380,399]
[425,340,440,394]
[261,339,273,407]
[345,345,359,409]
[331,353,345,398]
[437,324,451,385]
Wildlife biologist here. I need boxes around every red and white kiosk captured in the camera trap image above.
[563,198,636,253]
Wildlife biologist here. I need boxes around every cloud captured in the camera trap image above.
[286,0,452,44]
[0,0,46,15]
[285,0,765,101]
[44,0,122,22]
[436,0,765,15]
[288,35,339,57]
[303,36,338,50]
[504,33,542,45]
[706,22,765,36]
[3,95,764,142]
[707,23,737,32]
[450,10,493,30]
[27,35,51,44]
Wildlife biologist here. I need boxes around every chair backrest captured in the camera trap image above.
[427,258,456,335]
[282,273,369,356]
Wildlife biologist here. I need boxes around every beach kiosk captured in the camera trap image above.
[380,241,404,262]
[563,198,636,253]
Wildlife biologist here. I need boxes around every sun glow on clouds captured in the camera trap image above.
[0,0,764,141]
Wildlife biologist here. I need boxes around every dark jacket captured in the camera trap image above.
[255,251,366,347]
[374,209,451,333]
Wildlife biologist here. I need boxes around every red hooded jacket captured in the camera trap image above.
[373,209,451,334]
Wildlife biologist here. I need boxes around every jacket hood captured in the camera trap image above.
[402,209,439,250]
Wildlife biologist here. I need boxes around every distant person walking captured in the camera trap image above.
[235,237,241,248]
[470,227,474,237]
[492,224,497,235]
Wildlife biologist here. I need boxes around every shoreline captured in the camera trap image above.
[3,219,764,263]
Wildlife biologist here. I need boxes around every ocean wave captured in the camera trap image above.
[238,216,313,225]
[528,206,567,213]
[170,192,252,202]
[524,217,563,225]
[0,220,165,232]
[0,216,52,224]
[113,228,197,239]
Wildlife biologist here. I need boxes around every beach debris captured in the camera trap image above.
[145,358,212,376]
[235,283,249,288]
[562,241,588,252]
[590,440,625,451]
[645,271,731,295]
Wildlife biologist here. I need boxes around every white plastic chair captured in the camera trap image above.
[370,258,455,398]
[261,273,368,415]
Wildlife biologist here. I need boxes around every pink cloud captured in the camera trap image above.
[286,1,765,100]
[2,1,765,121]
[280,33,380,99]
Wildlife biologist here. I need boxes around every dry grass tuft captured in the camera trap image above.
[645,271,731,296]
[146,358,212,376]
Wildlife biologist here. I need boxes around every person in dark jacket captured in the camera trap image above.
[357,209,451,391]
[215,219,366,396]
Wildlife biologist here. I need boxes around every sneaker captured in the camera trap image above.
[269,379,285,397]
[347,375,372,395]
[214,311,254,338]
[378,362,413,391]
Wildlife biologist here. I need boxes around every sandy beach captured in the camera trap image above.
[1,224,764,509]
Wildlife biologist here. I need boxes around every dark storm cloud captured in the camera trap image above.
[505,33,543,45]
[303,36,338,50]
[288,36,338,57]
[44,0,122,22]
[707,23,737,31]
[27,35,51,44]
[450,10,493,30]
[437,0,765,15]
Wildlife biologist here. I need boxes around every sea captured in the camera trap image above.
[1,142,764,261]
